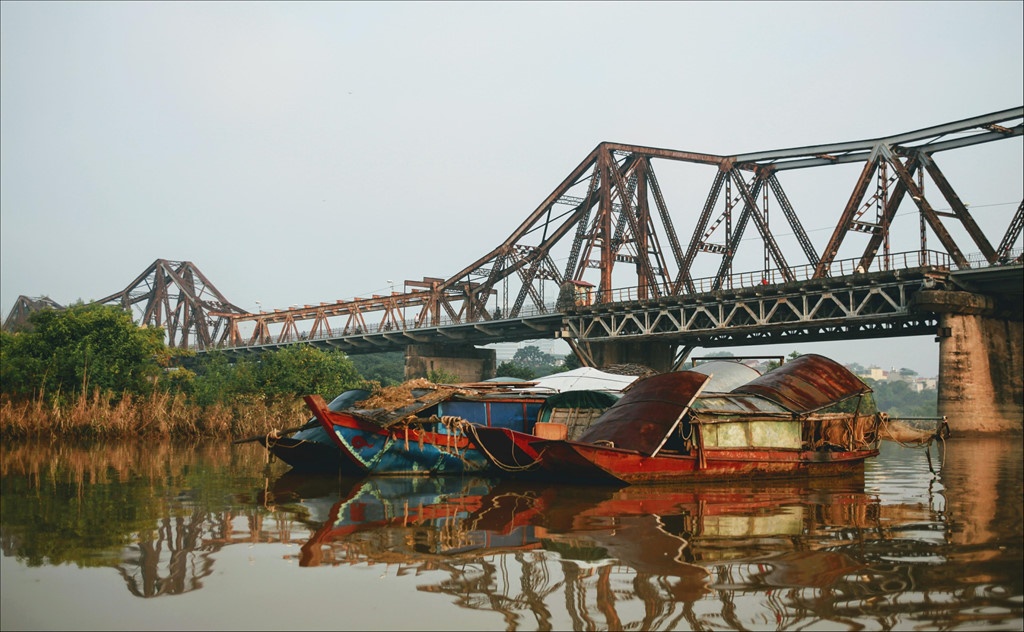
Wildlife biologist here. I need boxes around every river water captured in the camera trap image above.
[1,436,1021,631]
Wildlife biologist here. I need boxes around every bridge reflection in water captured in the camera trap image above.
[1,439,1020,630]
[256,439,1020,630]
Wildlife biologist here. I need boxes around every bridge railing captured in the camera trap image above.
[208,249,971,351]
[595,250,954,305]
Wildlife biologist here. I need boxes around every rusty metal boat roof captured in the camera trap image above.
[690,392,791,416]
[576,371,711,453]
[730,353,871,414]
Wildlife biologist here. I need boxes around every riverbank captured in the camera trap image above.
[0,391,309,441]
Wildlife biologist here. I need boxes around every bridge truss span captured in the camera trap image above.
[7,108,1019,355]
[561,266,948,361]
[212,106,1022,353]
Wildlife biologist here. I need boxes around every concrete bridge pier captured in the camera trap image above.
[916,290,1024,434]
[404,344,496,383]
[585,340,678,373]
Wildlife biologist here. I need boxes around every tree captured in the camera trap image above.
[182,352,258,406]
[495,361,536,380]
[180,346,364,406]
[867,378,937,417]
[512,345,552,369]
[349,352,405,386]
[562,352,582,371]
[510,345,565,376]
[254,345,363,400]
[0,304,167,401]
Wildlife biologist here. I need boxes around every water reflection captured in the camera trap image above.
[1,438,1021,630]
[271,474,885,627]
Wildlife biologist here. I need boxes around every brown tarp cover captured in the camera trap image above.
[576,371,710,453]
[731,353,871,414]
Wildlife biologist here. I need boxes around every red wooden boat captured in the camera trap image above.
[304,382,547,476]
[529,354,884,485]
[472,361,764,478]
[467,389,620,478]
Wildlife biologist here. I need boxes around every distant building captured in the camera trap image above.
[864,367,887,381]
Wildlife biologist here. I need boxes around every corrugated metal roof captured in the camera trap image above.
[576,371,710,453]
[731,353,871,413]
[691,393,790,415]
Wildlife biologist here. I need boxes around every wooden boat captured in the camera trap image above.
[232,389,372,474]
[472,360,761,478]
[255,389,372,474]
[529,354,884,485]
[468,389,621,477]
[304,380,547,476]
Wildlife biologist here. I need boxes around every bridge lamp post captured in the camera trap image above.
[387,280,403,328]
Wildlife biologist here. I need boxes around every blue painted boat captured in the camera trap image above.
[259,389,371,474]
[304,384,547,476]
[300,475,542,566]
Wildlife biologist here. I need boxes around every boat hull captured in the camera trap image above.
[531,439,878,485]
[266,436,363,475]
[305,395,496,476]
[469,426,545,477]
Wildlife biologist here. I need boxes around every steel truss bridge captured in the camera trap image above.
[5,107,1022,365]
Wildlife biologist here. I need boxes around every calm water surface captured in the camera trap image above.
[1,436,1021,631]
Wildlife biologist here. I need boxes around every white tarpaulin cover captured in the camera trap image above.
[685,360,762,392]
[525,367,639,393]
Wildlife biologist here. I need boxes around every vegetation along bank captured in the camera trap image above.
[0,303,937,441]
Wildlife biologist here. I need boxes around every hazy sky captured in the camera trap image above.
[2,1,1022,377]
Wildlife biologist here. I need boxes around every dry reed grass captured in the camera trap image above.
[0,438,271,482]
[0,390,310,441]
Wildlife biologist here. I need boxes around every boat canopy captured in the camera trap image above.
[731,354,871,414]
[538,389,621,418]
[525,367,639,393]
[690,392,792,416]
[575,371,711,454]
[684,360,761,392]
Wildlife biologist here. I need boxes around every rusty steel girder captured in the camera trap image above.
[218,107,1020,350]
[16,108,1013,352]
[95,259,248,349]
[1,295,63,332]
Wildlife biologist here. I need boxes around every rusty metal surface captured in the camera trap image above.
[731,353,871,414]
[12,109,1016,354]
[690,393,790,416]
[576,371,710,453]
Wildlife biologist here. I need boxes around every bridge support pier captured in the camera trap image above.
[916,290,1023,434]
[404,344,496,383]
[582,340,678,373]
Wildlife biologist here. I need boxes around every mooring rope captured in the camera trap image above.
[461,422,542,473]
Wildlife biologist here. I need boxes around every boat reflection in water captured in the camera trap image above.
[294,476,542,568]
[275,472,889,628]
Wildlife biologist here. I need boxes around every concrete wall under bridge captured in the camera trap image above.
[404,343,497,383]
[917,290,1024,434]
[586,340,678,374]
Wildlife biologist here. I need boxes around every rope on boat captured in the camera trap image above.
[461,422,542,473]
[261,428,312,450]
[878,415,951,475]
[393,415,483,469]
